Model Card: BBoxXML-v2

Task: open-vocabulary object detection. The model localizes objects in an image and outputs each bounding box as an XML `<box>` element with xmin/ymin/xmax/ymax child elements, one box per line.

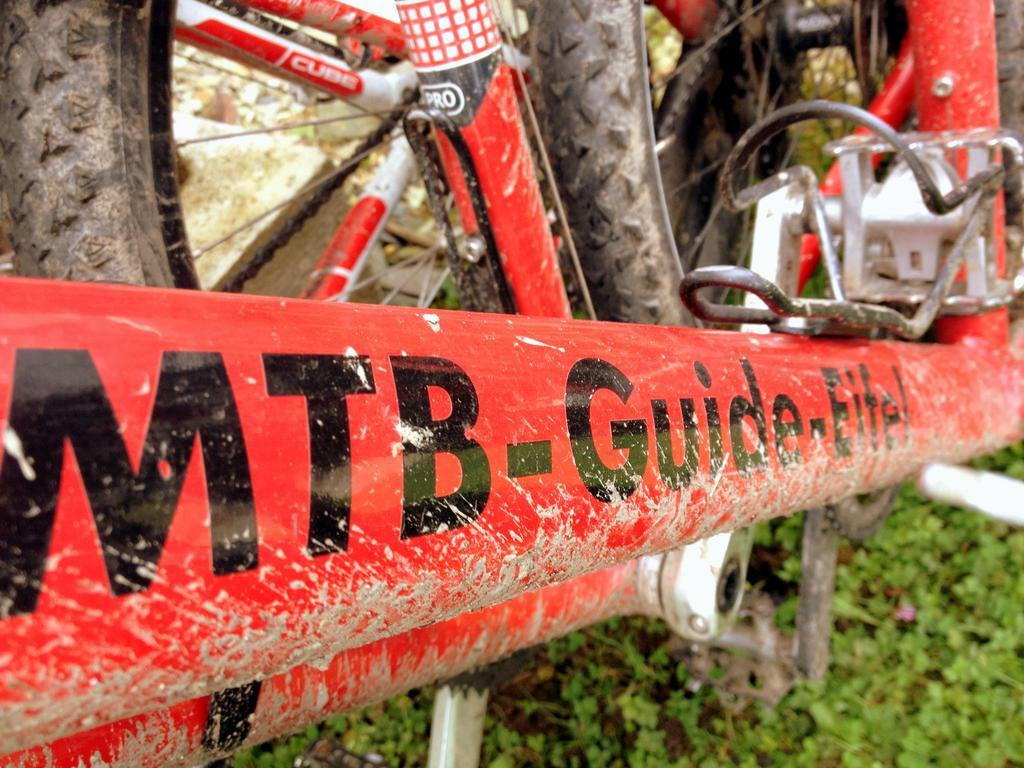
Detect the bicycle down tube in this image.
<box><xmin>0</xmin><ymin>278</ymin><xmax>1022</xmax><ymax>762</ymax></box>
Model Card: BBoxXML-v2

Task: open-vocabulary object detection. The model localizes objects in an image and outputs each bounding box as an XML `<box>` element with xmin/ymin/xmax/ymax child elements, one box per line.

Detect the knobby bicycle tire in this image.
<box><xmin>1</xmin><ymin>0</ymin><xmax>196</xmax><ymax>289</ymax></box>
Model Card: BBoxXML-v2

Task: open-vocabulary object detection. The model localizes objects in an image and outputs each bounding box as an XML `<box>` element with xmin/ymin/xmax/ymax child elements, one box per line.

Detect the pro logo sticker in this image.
<box><xmin>422</xmin><ymin>82</ymin><xmax>467</xmax><ymax>116</ymax></box>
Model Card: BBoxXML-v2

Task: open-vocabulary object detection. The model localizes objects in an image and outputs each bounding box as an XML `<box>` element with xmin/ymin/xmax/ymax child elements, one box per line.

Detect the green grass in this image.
<box><xmin>235</xmin><ymin>443</ymin><xmax>1024</xmax><ymax>767</ymax></box>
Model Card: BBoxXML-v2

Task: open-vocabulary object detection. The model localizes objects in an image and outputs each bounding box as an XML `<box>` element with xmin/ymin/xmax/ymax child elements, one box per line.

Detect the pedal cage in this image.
<box><xmin>681</xmin><ymin>113</ymin><xmax>1024</xmax><ymax>340</ymax></box>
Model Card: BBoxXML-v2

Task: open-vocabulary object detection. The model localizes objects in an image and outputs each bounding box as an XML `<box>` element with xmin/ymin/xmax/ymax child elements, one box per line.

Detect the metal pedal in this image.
<box><xmin>680</xmin><ymin>100</ymin><xmax>1024</xmax><ymax>339</ymax></box>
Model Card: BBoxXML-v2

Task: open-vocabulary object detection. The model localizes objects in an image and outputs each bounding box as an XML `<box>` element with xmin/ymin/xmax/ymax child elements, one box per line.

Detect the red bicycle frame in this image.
<box><xmin>2</xmin><ymin>278</ymin><xmax>1022</xmax><ymax>766</ymax></box>
<box><xmin>173</xmin><ymin>0</ymin><xmax>730</xmax><ymax>316</ymax></box>
<box><xmin>1</xmin><ymin>0</ymin><xmax>1018</xmax><ymax>765</ymax></box>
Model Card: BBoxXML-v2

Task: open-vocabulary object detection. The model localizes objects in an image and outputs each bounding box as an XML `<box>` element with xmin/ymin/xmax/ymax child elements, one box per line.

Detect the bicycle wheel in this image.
<box><xmin>517</xmin><ymin>0</ymin><xmax>917</xmax><ymax>326</ymax></box>
<box><xmin>0</xmin><ymin>0</ymin><xmax>439</xmax><ymax>306</ymax></box>
<box><xmin>1</xmin><ymin>0</ymin><xmax>195</xmax><ymax>288</ymax></box>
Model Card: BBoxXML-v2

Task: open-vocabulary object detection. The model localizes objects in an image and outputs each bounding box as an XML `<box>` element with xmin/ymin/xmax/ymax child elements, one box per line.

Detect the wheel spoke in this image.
<box><xmin>416</xmin><ymin>252</ymin><xmax>436</xmax><ymax>306</ymax></box>
<box><xmin>752</xmin><ymin>9</ymin><xmax>779</xmax><ymax>123</ymax></box>
<box><xmin>379</xmin><ymin>249</ymin><xmax>438</xmax><ymax>305</ymax></box>
<box><xmin>174</xmin><ymin>48</ymin><xmax>299</xmax><ymax>97</ymax></box>
<box><xmin>683</xmin><ymin>196</ymin><xmax>727</xmax><ymax>273</ymax></box>
<box><xmin>665</xmin><ymin>158</ymin><xmax>725</xmax><ymax>198</ymax></box>
<box><xmin>191</xmin><ymin>138</ymin><xmax>392</xmax><ymax>259</ymax></box>
<box><xmin>418</xmin><ymin>265</ymin><xmax>451</xmax><ymax>308</ymax></box>
<box><xmin>345</xmin><ymin>244</ymin><xmax>442</xmax><ymax>294</ymax></box>
<box><xmin>176</xmin><ymin>110</ymin><xmax>404</xmax><ymax>147</ymax></box>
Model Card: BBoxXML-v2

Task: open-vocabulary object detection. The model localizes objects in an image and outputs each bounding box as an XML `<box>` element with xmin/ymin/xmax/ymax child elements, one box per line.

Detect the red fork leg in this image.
<box><xmin>905</xmin><ymin>0</ymin><xmax>1009</xmax><ymax>345</ymax></box>
<box><xmin>396</xmin><ymin>0</ymin><xmax>572</xmax><ymax>319</ymax></box>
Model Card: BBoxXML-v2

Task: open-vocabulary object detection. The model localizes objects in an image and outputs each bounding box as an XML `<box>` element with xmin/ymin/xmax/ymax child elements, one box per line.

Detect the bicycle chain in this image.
<box><xmin>219</xmin><ymin>102</ymin><xmax>412</xmax><ymax>294</ymax></box>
